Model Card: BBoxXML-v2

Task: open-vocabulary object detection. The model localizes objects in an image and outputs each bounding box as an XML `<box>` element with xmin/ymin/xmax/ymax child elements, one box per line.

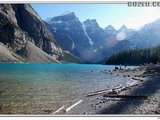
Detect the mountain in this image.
<box><xmin>57</xmin><ymin>51</ymin><xmax>83</xmax><ymax>63</ymax></box>
<box><xmin>0</xmin><ymin>42</ymin><xmax>24</xmax><ymax>62</ymax></box>
<box><xmin>104</xmin><ymin>25</ymin><xmax>117</xmax><ymax>36</ymax></box>
<box><xmin>106</xmin><ymin>19</ymin><xmax>160</xmax><ymax>65</ymax></box>
<box><xmin>118</xmin><ymin>25</ymin><xmax>127</xmax><ymax>32</ymax></box>
<box><xmin>46</xmin><ymin>12</ymin><xmax>92</xmax><ymax>61</ymax></box>
<box><xmin>111</xmin><ymin>20</ymin><xmax>160</xmax><ymax>51</ymax></box>
<box><xmin>4</xmin><ymin>4</ymin><xmax>160</xmax><ymax>64</ymax></box>
<box><xmin>46</xmin><ymin>12</ymin><xmax>138</xmax><ymax>63</ymax></box>
<box><xmin>128</xmin><ymin>19</ymin><xmax>160</xmax><ymax>49</ymax></box>
<box><xmin>46</xmin><ymin>13</ymin><xmax>113</xmax><ymax>62</ymax></box>
<box><xmin>95</xmin><ymin>25</ymin><xmax>135</xmax><ymax>64</ymax></box>
<box><xmin>45</xmin><ymin>10</ymin><xmax>160</xmax><ymax>64</ymax></box>
<box><xmin>22</xmin><ymin>41</ymin><xmax>61</xmax><ymax>63</ymax></box>
<box><xmin>0</xmin><ymin>4</ymin><xmax>79</xmax><ymax>63</ymax></box>
<box><xmin>82</xmin><ymin>19</ymin><xmax>106</xmax><ymax>48</ymax></box>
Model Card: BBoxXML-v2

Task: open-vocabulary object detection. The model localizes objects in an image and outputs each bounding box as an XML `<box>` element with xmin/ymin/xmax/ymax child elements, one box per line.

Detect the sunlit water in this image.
<box><xmin>0</xmin><ymin>64</ymin><xmax>136</xmax><ymax>114</ymax></box>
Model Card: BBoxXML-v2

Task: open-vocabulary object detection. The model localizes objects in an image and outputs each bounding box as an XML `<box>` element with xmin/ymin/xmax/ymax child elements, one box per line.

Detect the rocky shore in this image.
<box><xmin>98</xmin><ymin>67</ymin><xmax>160</xmax><ymax>114</ymax></box>
<box><xmin>55</xmin><ymin>66</ymin><xmax>160</xmax><ymax>115</ymax></box>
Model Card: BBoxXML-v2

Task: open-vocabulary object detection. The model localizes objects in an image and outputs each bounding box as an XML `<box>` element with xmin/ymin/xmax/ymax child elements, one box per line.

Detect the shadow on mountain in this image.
<box><xmin>99</xmin><ymin>72</ymin><xmax>160</xmax><ymax>114</ymax></box>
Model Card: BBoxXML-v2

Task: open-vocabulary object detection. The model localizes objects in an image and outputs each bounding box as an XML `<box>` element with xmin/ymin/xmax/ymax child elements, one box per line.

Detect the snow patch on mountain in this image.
<box><xmin>52</xmin><ymin>27</ymin><xmax>57</xmax><ymax>32</ymax></box>
<box><xmin>47</xmin><ymin>20</ymin><xmax>67</xmax><ymax>25</ymax></box>
<box><xmin>64</xmin><ymin>27</ymin><xmax>70</xmax><ymax>30</ymax></box>
<box><xmin>82</xmin><ymin>23</ymin><xmax>94</xmax><ymax>46</ymax></box>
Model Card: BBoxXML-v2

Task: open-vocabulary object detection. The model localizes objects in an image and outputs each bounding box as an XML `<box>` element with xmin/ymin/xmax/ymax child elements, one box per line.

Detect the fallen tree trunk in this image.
<box><xmin>121</xmin><ymin>82</ymin><xmax>139</xmax><ymax>91</ymax></box>
<box><xmin>87</xmin><ymin>81</ymin><xmax>140</xmax><ymax>97</ymax></box>
<box><xmin>131</xmin><ymin>77</ymin><xmax>144</xmax><ymax>81</ymax></box>
<box><xmin>146</xmin><ymin>65</ymin><xmax>160</xmax><ymax>72</ymax></box>
<box><xmin>87</xmin><ymin>89</ymin><xmax>113</xmax><ymax>97</ymax></box>
<box><xmin>87</xmin><ymin>85</ymin><xmax>125</xmax><ymax>97</ymax></box>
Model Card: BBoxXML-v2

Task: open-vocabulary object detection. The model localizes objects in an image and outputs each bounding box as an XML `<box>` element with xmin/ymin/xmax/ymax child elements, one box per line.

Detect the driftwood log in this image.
<box><xmin>87</xmin><ymin>89</ymin><xmax>113</xmax><ymax>97</ymax></box>
<box><xmin>131</xmin><ymin>77</ymin><xmax>144</xmax><ymax>81</ymax></box>
<box><xmin>87</xmin><ymin>81</ymin><xmax>140</xmax><ymax>97</ymax></box>
<box><xmin>146</xmin><ymin>65</ymin><xmax>160</xmax><ymax>72</ymax></box>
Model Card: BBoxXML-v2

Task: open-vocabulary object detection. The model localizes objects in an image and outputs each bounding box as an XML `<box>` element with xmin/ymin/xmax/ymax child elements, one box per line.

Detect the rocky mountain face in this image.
<box><xmin>46</xmin><ymin>12</ymin><xmax>136</xmax><ymax>63</ymax></box>
<box><xmin>1</xmin><ymin>4</ymin><xmax>159</xmax><ymax>64</ymax></box>
<box><xmin>46</xmin><ymin>11</ymin><xmax>160</xmax><ymax>64</ymax></box>
<box><xmin>0</xmin><ymin>4</ymin><xmax>80</xmax><ymax>63</ymax></box>
<box><xmin>128</xmin><ymin>19</ymin><xmax>160</xmax><ymax>49</ymax></box>
<box><xmin>0</xmin><ymin>42</ymin><xmax>22</xmax><ymax>63</ymax></box>
<box><xmin>103</xmin><ymin>19</ymin><xmax>160</xmax><ymax>63</ymax></box>
<box><xmin>82</xmin><ymin>19</ymin><xmax>106</xmax><ymax>48</ymax></box>
<box><xmin>104</xmin><ymin>25</ymin><xmax>117</xmax><ymax>36</ymax></box>
<box><xmin>46</xmin><ymin>12</ymin><xmax>93</xmax><ymax>61</ymax></box>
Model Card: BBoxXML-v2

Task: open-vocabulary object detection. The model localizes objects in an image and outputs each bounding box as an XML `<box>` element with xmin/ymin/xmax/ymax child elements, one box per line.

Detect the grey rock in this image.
<box><xmin>0</xmin><ymin>4</ymin><xmax>78</xmax><ymax>63</ymax></box>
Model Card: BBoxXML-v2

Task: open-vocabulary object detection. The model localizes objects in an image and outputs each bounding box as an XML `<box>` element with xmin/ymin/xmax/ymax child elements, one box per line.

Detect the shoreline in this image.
<box><xmin>1</xmin><ymin>64</ymin><xmax>134</xmax><ymax>114</ymax></box>
<box><xmin>60</xmin><ymin>66</ymin><xmax>160</xmax><ymax>115</ymax></box>
<box><xmin>1</xmin><ymin>64</ymin><xmax>159</xmax><ymax>114</ymax></box>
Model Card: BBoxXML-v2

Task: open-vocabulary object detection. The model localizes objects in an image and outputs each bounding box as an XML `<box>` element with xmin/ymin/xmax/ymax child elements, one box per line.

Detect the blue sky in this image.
<box><xmin>32</xmin><ymin>4</ymin><xmax>160</xmax><ymax>30</ymax></box>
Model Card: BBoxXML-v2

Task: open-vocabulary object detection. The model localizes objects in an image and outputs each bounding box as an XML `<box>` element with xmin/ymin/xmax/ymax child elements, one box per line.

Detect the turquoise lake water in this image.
<box><xmin>0</xmin><ymin>64</ymin><xmax>136</xmax><ymax>114</ymax></box>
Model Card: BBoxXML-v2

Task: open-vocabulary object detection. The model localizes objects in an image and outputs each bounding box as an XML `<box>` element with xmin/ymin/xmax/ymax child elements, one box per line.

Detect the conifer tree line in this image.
<box><xmin>106</xmin><ymin>45</ymin><xmax>160</xmax><ymax>65</ymax></box>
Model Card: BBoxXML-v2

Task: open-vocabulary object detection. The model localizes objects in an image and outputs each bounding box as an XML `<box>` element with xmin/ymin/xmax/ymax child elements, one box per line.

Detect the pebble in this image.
<box><xmin>83</xmin><ymin>112</ymin><xmax>89</xmax><ymax>114</ymax></box>
<box><xmin>95</xmin><ymin>103</ymin><xmax>99</xmax><ymax>105</ymax></box>
<box><xmin>43</xmin><ymin>109</ymin><xmax>52</xmax><ymax>113</ymax></box>
<box><xmin>91</xmin><ymin>104</ymin><xmax>94</xmax><ymax>107</ymax></box>
<box><xmin>152</xmin><ymin>98</ymin><xmax>158</xmax><ymax>102</ymax></box>
<box><xmin>156</xmin><ymin>110</ymin><xmax>160</xmax><ymax>114</ymax></box>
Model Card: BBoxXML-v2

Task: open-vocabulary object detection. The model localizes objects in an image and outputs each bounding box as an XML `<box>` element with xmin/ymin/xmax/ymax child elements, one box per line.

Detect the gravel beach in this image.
<box><xmin>65</xmin><ymin>66</ymin><xmax>160</xmax><ymax>115</ymax></box>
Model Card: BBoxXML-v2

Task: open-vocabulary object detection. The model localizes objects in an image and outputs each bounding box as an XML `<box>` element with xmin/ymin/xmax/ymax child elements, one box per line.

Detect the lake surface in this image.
<box><xmin>0</xmin><ymin>64</ymin><xmax>136</xmax><ymax>114</ymax></box>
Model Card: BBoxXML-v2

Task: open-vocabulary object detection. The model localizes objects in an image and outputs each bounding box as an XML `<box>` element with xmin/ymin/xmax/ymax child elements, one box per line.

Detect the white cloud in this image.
<box><xmin>123</xmin><ymin>8</ymin><xmax>160</xmax><ymax>29</ymax></box>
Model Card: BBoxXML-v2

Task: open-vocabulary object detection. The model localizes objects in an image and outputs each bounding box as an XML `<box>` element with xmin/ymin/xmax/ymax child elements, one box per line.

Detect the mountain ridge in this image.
<box><xmin>0</xmin><ymin>4</ymin><xmax>81</xmax><ymax>63</ymax></box>
<box><xmin>45</xmin><ymin>12</ymin><xmax>137</xmax><ymax>63</ymax></box>
<box><xmin>45</xmin><ymin>11</ymin><xmax>160</xmax><ymax>64</ymax></box>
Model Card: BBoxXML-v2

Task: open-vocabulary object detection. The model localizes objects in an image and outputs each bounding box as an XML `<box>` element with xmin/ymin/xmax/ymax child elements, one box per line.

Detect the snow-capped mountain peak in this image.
<box><xmin>104</xmin><ymin>25</ymin><xmax>116</xmax><ymax>31</ymax></box>
<box><xmin>104</xmin><ymin>25</ymin><xmax>117</xmax><ymax>35</ymax></box>
<box><xmin>83</xmin><ymin>19</ymin><xmax>99</xmax><ymax>28</ymax></box>
<box><xmin>118</xmin><ymin>25</ymin><xmax>127</xmax><ymax>32</ymax></box>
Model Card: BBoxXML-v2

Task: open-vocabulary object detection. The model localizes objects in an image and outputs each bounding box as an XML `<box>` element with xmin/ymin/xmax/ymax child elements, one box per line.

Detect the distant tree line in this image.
<box><xmin>106</xmin><ymin>45</ymin><xmax>160</xmax><ymax>65</ymax></box>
